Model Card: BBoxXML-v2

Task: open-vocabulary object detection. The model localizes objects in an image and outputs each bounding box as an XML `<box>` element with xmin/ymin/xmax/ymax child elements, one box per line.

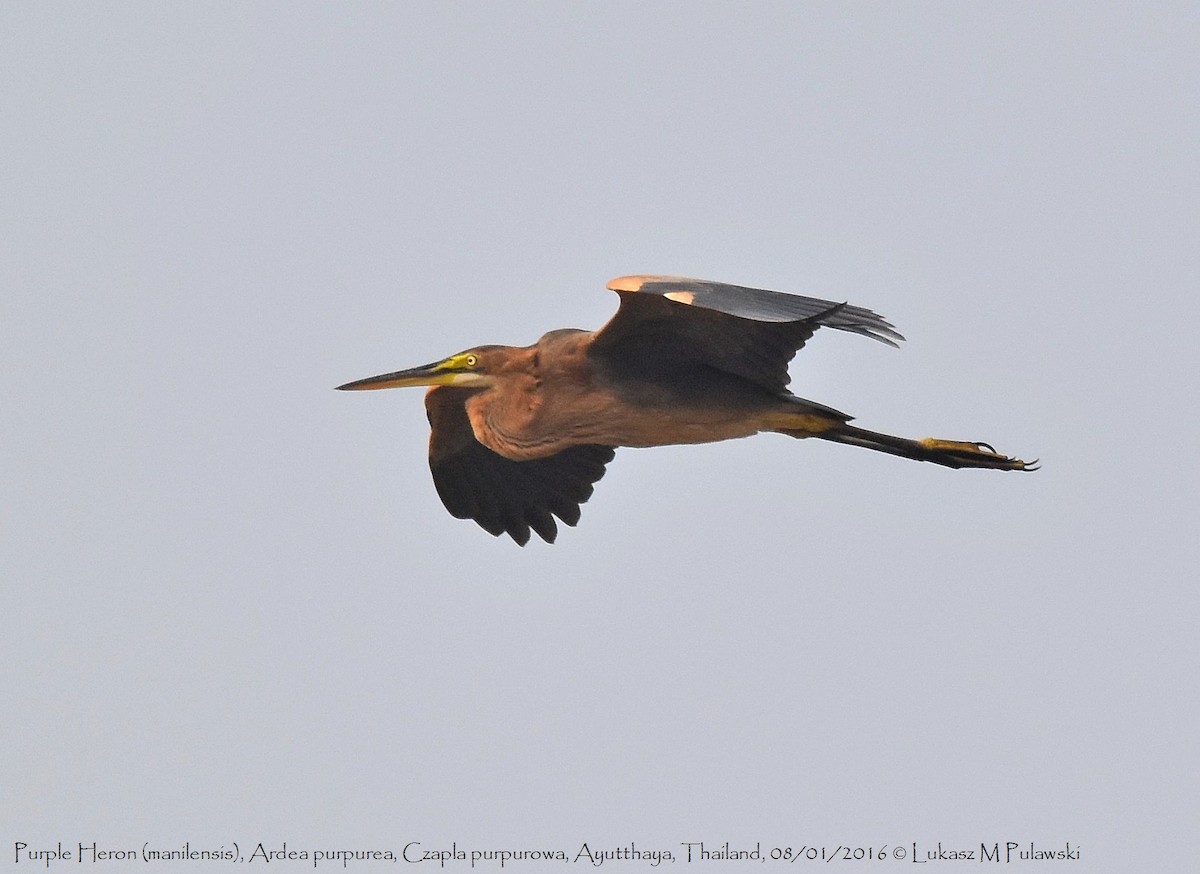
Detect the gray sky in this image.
<box><xmin>3</xmin><ymin>3</ymin><xmax>1197</xmax><ymax>869</ymax></box>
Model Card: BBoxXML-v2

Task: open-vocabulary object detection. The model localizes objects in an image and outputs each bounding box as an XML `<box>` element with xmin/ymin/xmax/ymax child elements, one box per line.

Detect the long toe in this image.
<box><xmin>918</xmin><ymin>438</ymin><xmax>1037</xmax><ymax>471</ymax></box>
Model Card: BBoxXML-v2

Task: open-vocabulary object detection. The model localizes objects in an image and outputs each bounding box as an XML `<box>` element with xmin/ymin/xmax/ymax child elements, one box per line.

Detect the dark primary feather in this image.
<box><xmin>589</xmin><ymin>277</ymin><xmax>903</xmax><ymax>395</ymax></box>
<box><xmin>606</xmin><ymin>276</ymin><xmax>903</xmax><ymax>342</ymax></box>
<box><xmin>424</xmin><ymin>386</ymin><xmax>615</xmax><ymax>545</ymax></box>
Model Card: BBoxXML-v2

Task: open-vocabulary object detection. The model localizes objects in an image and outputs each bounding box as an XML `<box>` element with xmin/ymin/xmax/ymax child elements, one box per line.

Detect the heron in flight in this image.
<box><xmin>338</xmin><ymin>275</ymin><xmax>1035</xmax><ymax>544</ymax></box>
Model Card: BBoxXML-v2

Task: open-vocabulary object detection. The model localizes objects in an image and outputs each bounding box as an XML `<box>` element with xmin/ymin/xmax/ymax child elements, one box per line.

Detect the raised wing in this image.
<box><xmin>590</xmin><ymin>275</ymin><xmax>903</xmax><ymax>394</ymax></box>
<box><xmin>424</xmin><ymin>386</ymin><xmax>615</xmax><ymax>545</ymax></box>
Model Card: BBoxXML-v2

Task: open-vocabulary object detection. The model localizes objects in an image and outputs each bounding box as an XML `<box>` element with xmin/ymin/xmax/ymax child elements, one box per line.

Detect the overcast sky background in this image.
<box><xmin>3</xmin><ymin>3</ymin><xmax>1197</xmax><ymax>870</ymax></box>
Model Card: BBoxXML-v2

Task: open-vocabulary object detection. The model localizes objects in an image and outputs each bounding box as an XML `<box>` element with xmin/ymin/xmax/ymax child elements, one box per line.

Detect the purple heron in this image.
<box><xmin>338</xmin><ymin>275</ymin><xmax>1035</xmax><ymax>545</ymax></box>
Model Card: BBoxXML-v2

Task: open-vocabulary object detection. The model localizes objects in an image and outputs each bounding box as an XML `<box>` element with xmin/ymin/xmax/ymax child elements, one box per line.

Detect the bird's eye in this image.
<box><xmin>465</xmin><ymin>354</ymin><xmax>478</xmax><ymax>367</ymax></box>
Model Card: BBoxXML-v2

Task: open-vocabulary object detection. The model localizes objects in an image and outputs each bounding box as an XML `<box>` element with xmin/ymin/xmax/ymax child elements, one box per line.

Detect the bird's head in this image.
<box><xmin>336</xmin><ymin>347</ymin><xmax>505</xmax><ymax>392</ymax></box>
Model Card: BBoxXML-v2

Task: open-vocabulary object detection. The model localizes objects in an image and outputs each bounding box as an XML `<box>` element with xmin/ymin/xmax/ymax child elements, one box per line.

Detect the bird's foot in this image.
<box><xmin>918</xmin><ymin>438</ymin><xmax>1039</xmax><ymax>471</ymax></box>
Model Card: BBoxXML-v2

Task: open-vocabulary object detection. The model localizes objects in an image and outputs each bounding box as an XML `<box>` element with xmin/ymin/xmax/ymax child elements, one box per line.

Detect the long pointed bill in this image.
<box><xmin>336</xmin><ymin>361</ymin><xmax>464</xmax><ymax>391</ymax></box>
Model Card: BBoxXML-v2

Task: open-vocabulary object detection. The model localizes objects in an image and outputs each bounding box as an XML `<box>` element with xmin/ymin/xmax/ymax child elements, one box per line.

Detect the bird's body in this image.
<box><xmin>455</xmin><ymin>329</ymin><xmax>790</xmax><ymax>457</ymax></box>
<box><xmin>339</xmin><ymin>275</ymin><xmax>1035</xmax><ymax>544</ymax></box>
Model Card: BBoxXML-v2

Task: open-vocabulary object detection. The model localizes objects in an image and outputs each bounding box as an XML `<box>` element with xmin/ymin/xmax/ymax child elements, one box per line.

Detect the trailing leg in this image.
<box><xmin>783</xmin><ymin>422</ymin><xmax>1036</xmax><ymax>471</ymax></box>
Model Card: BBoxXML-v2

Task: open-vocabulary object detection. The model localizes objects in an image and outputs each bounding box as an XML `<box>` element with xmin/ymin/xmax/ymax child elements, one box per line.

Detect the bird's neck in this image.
<box><xmin>466</xmin><ymin>336</ymin><xmax>611</xmax><ymax>460</ymax></box>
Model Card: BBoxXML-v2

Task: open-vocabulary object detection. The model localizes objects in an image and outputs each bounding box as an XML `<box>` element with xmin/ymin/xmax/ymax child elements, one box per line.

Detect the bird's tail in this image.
<box><xmin>780</xmin><ymin>421</ymin><xmax>1037</xmax><ymax>471</ymax></box>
